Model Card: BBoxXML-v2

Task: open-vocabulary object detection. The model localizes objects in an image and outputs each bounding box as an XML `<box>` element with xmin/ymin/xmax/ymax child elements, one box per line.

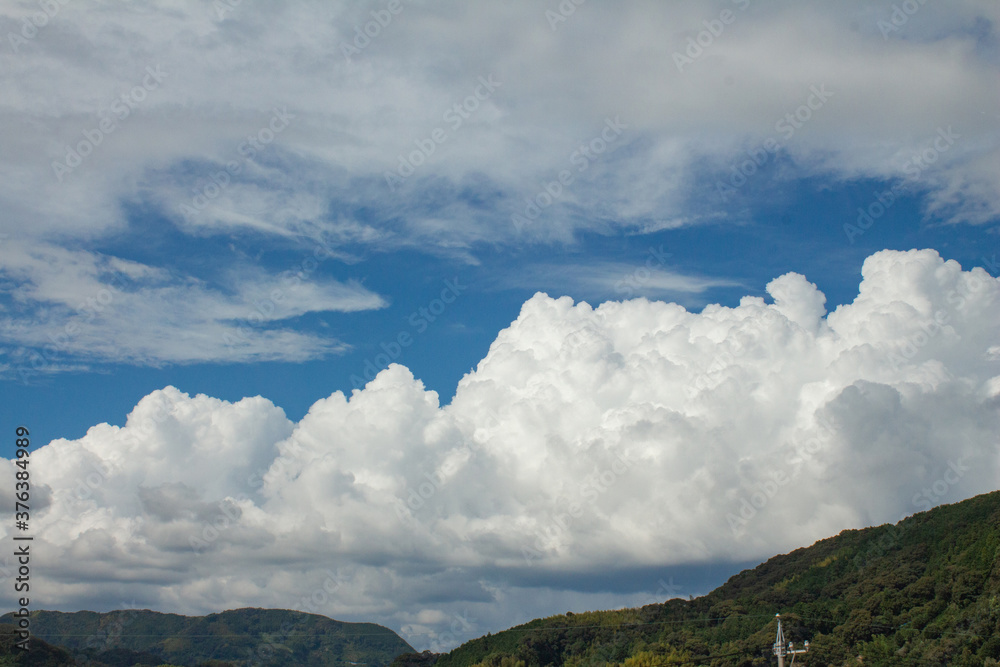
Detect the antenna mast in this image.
<box><xmin>773</xmin><ymin>614</ymin><xmax>809</xmax><ymax>666</ymax></box>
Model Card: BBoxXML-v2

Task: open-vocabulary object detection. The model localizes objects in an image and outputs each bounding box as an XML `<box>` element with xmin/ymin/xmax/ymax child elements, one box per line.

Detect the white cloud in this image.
<box><xmin>503</xmin><ymin>257</ymin><xmax>740</xmax><ymax>303</ymax></box>
<box><xmin>0</xmin><ymin>240</ymin><xmax>387</xmax><ymax>374</ymax></box>
<box><xmin>1</xmin><ymin>0</ymin><xmax>998</xmax><ymax>248</ymax></box>
<box><xmin>7</xmin><ymin>248</ymin><xmax>999</xmax><ymax>649</ymax></box>
<box><xmin>2</xmin><ymin>0</ymin><xmax>998</xmax><ymax>366</ymax></box>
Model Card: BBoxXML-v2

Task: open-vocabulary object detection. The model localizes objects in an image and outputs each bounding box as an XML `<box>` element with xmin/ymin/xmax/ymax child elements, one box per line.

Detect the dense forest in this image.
<box><xmin>2</xmin><ymin>490</ymin><xmax>998</xmax><ymax>666</ymax></box>
<box><xmin>395</xmin><ymin>490</ymin><xmax>1000</xmax><ymax>666</ymax></box>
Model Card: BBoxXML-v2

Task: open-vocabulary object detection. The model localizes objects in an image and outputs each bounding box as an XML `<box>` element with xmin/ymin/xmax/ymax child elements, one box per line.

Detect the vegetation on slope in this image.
<box><xmin>412</xmin><ymin>490</ymin><xmax>1000</xmax><ymax>666</ymax></box>
<box><xmin>6</xmin><ymin>491</ymin><xmax>1000</xmax><ymax>666</ymax></box>
<box><xmin>0</xmin><ymin>607</ymin><xmax>413</xmax><ymax>667</ymax></box>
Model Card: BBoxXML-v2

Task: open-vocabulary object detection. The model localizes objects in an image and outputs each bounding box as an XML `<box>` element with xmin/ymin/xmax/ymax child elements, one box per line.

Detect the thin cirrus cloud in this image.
<box><xmin>1</xmin><ymin>1</ymin><xmax>998</xmax><ymax>246</ymax></box>
<box><xmin>502</xmin><ymin>260</ymin><xmax>742</xmax><ymax>304</ymax></box>
<box><xmin>0</xmin><ymin>1</ymin><xmax>998</xmax><ymax>370</ymax></box>
<box><xmin>4</xmin><ymin>249</ymin><xmax>998</xmax><ymax>650</ymax></box>
<box><xmin>0</xmin><ymin>240</ymin><xmax>387</xmax><ymax>370</ymax></box>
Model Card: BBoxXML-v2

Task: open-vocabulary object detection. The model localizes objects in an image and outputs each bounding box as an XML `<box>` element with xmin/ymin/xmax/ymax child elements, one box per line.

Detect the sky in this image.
<box><xmin>1</xmin><ymin>0</ymin><xmax>999</xmax><ymax>653</ymax></box>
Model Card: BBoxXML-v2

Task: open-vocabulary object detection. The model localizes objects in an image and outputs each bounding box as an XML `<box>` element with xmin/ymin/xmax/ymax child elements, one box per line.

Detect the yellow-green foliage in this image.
<box><xmin>469</xmin><ymin>657</ymin><xmax>525</xmax><ymax>667</ymax></box>
<box><xmin>773</xmin><ymin>573</ymin><xmax>800</xmax><ymax>590</ymax></box>
<box><xmin>552</xmin><ymin>608</ymin><xmax>642</xmax><ymax>628</ymax></box>
<box><xmin>616</xmin><ymin>648</ymin><xmax>691</xmax><ymax>666</ymax></box>
<box><xmin>161</xmin><ymin>636</ymin><xmax>190</xmax><ymax>653</ymax></box>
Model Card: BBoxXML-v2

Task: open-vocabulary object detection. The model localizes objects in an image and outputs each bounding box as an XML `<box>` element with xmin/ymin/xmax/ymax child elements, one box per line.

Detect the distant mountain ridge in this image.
<box><xmin>0</xmin><ymin>606</ymin><xmax>413</xmax><ymax>666</ymax></box>
<box><xmin>396</xmin><ymin>489</ymin><xmax>1000</xmax><ymax>666</ymax></box>
<box><xmin>5</xmin><ymin>491</ymin><xmax>1000</xmax><ymax>666</ymax></box>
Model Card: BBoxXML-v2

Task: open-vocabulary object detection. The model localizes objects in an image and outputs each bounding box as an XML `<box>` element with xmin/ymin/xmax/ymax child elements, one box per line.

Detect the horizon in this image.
<box><xmin>8</xmin><ymin>486</ymin><xmax>999</xmax><ymax>655</ymax></box>
<box><xmin>2</xmin><ymin>0</ymin><xmax>999</xmax><ymax>654</ymax></box>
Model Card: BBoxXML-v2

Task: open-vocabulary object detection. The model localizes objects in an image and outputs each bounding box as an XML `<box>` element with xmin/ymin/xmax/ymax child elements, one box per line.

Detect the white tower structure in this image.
<box><xmin>773</xmin><ymin>614</ymin><xmax>809</xmax><ymax>666</ymax></box>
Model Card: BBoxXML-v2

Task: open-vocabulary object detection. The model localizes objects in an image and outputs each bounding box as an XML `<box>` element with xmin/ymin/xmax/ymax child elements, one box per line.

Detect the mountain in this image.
<box><xmin>5</xmin><ymin>491</ymin><xmax>999</xmax><ymax>666</ymax></box>
<box><xmin>0</xmin><ymin>623</ymin><xmax>77</xmax><ymax>666</ymax></box>
<box><xmin>0</xmin><ymin>607</ymin><xmax>413</xmax><ymax>667</ymax></box>
<box><xmin>395</xmin><ymin>489</ymin><xmax>1000</xmax><ymax>667</ymax></box>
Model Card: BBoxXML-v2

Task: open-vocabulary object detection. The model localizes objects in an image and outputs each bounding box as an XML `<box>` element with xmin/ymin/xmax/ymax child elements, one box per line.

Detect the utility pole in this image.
<box><xmin>773</xmin><ymin>614</ymin><xmax>809</xmax><ymax>666</ymax></box>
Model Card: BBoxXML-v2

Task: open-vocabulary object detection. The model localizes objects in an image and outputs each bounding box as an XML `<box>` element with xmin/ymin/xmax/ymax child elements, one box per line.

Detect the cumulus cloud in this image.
<box><xmin>6</xmin><ymin>249</ymin><xmax>998</xmax><ymax>649</ymax></box>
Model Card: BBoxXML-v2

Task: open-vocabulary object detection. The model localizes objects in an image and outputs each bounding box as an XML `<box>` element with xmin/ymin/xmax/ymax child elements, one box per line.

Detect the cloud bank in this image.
<box><xmin>6</xmin><ymin>249</ymin><xmax>999</xmax><ymax>649</ymax></box>
<box><xmin>1</xmin><ymin>1</ymin><xmax>998</xmax><ymax>367</ymax></box>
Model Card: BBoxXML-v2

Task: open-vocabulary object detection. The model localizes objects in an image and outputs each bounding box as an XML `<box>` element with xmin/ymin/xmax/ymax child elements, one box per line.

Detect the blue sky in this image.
<box><xmin>1</xmin><ymin>0</ymin><xmax>999</xmax><ymax>652</ymax></box>
<box><xmin>9</xmin><ymin>178</ymin><xmax>994</xmax><ymax>445</ymax></box>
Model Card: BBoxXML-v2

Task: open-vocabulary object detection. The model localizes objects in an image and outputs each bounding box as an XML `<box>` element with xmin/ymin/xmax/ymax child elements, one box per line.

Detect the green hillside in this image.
<box><xmin>5</xmin><ymin>491</ymin><xmax>999</xmax><ymax>666</ymax></box>
<box><xmin>0</xmin><ymin>623</ymin><xmax>77</xmax><ymax>666</ymax></box>
<box><xmin>0</xmin><ymin>607</ymin><xmax>413</xmax><ymax>667</ymax></box>
<box><xmin>403</xmin><ymin>490</ymin><xmax>1000</xmax><ymax>667</ymax></box>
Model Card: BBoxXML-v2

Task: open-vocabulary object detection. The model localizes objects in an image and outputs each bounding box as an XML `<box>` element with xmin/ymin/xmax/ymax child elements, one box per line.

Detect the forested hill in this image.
<box><xmin>404</xmin><ymin>490</ymin><xmax>1000</xmax><ymax>667</ymax></box>
<box><xmin>0</xmin><ymin>606</ymin><xmax>414</xmax><ymax>666</ymax></box>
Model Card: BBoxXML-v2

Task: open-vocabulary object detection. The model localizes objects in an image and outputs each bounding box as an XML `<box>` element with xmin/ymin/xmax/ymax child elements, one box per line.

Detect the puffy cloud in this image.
<box><xmin>6</xmin><ymin>249</ymin><xmax>999</xmax><ymax>649</ymax></box>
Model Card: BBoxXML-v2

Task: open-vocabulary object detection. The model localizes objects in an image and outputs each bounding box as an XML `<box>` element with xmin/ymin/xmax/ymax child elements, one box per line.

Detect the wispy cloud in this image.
<box><xmin>0</xmin><ymin>241</ymin><xmax>387</xmax><ymax>374</ymax></box>
<box><xmin>503</xmin><ymin>259</ymin><xmax>741</xmax><ymax>303</ymax></box>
